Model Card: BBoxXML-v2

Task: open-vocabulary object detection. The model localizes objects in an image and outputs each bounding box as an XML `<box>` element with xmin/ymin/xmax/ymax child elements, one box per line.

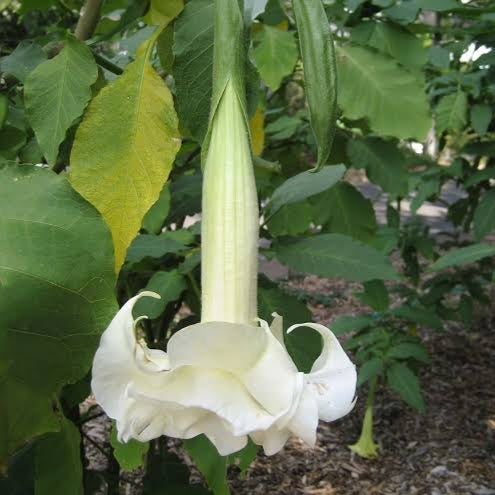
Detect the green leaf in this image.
<box><xmin>416</xmin><ymin>0</ymin><xmax>459</xmax><ymax>11</ymax></box>
<box><xmin>358</xmin><ymin>279</ymin><xmax>389</xmax><ymax>311</ymax></box>
<box><xmin>383</xmin><ymin>1</ymin><xmax>420</xmax><ymax>23</ymax></box>
<box><xmin>357</xmin><ymin>357</ymin><xmax>383</xmax><ymax>386</ymax></box>
<box><xmin>142</xmin><ymin>184</ymin><xmax>171</xmax><ymax>234</ymax></box>
<box><xmin>70</xmin><ymin>33</ymin><xmax>181</xmax><ymax>272</ymax></box>
<box><xmin>35</xmin><ymin>419</ymin><xmax>82</xmax><ymax>495</ymax></box>
<box><xmin>314</xmin><ymin>182</ymin><xmax>377</xmax><ymax>242</ymax></box>
<box><xmin>293</xmin><ymin>0</ymin><xmax>337</xmax><ymax>170</ymax></box>
<box><xmin>436</xmin><ymin>89</ymin><xmax>467</xmax><ymax>135</ymax></box>
<box><xmin>258</xmin><ymin>279</ymin><xmax>320</xmax><ymax>373</ymax></box>
<box><xmin>143</xmin><ymin>449</ymin><xmax>209</xmax><ymax>495</ymax></box>
<box><xmin>352</xmin><ymin>21</ymin><xmax>426</xmax><ymax>68</ymax></box>
<box><xmin>347</xmin><ymin>138</ymin><xmax>408</xmax><ymax>196</ymax></box>
<box><xmin>470</xmin><ymin>104</ymin><xmax>492</xmax><ymax>134</ymax></box>
<box><xmin>267</xmin><ymin>201</ymin><xmax>313</xmax><ymax>236</ymax></box>
<box><xmin>110</xmin><ymin>422</ymin><xmax>149</xmax><ymax>471</ymax></box>
<box><xmin>410</xmin><ymin>177</ymin><xmax>439</xmax><ymax>214</ymax></box>
<box><xmin>428</xmin><ymin>46</ymin><xmax>450</xmax><ymax>68</ymax></box>
<box><xmin>474</xmin><ymin>189</ymin><xmax>495</xmax><ymax>240</ymax></box>
<box><xmin>251</xmin><ymin>24</ymin><xmax>298</xmax><ymax>91</ymax></box>
<box><xmin>228</xmin><ymin>440</ymin><xmax>257</xmax><ymax>475</ymax></box>
<box><xmin>464</xmin><ymin>168</ymin><xmax>495</xmax><ymax>188</ymax></box>
<box><xmin>126</xmin><ymin>231</ymin><xmax>194</xmax><ymax>263</ymax></box>
<box><xmin>336</xmin><ymin>43</ymin><xmax>430</xmax><ymax>140</ymax></box>
<box><xmin>133</xmin><ymin>270</ymin><xmax>187</xmax><ymax>319</ymax></box>
<box><xmin>18</xmin><ymin>0</ymin><xmax>54</xmax><ymax>13</ymax></box>
<box><xmin>266</xmin><ymin>164</ymin><xmax>345</xmax><ymax>218</ymax></box>
<box><xmin>0</xmin><ymin>165</ymin><xmax>116</xmax><ymax>460</ymax></box>
<box><xmin>429</xmin><ymin>243</ymin><xmax>495</xmax><ymax>271</ymax></box>
<box><xmin>0</xmin><ymin>41</ymin><xmax>46</xmax><ymax>82</ymax></box>
<box><xmin>144</xmin><ymin>0</ymin><xmax>184</xmax><ymax>26</ymax></box>
<box><xmin>274</xmin><ymin>233</ymin><xmax>399</xmax><ymax>282</ymax></box>
<box><xmin>386</xmin><ymin>362</ymin><xmax>425</xmax><ymax>412</ymax></box>
<box><xmin>24</xmin><ymin>37</ymin><xmax>97</xmax><ymax>165</ymax></box>
<box><xmin>391</xmin><ymin>304</ymin><xmax>443</xmax><ymax>330</ymax></box>
<box><xmin>331</xmin><ymin>315</ymin><xmax>374</xmax><ymax>335</ymax></box>
<box><xmin>173</xmin><ymin>0</ymin><xmax>214</xmax><ymax>142</ymax></box>
<box><xmin>184</xmin><ymin>435</ymin><xmax>229</xmax><ymax>495</ymax></box>
<box><xmin>386</xmin><ymin>342</ymin><xmax>429</xmax><ymax>363</ymax></box>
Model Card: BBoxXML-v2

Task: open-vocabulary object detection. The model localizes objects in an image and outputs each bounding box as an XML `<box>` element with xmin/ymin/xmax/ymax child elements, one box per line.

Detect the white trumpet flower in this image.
<box><xmin>91</xmin><ymin>81</ymin><xmax>356</xmax><ymax>456</ymax></box>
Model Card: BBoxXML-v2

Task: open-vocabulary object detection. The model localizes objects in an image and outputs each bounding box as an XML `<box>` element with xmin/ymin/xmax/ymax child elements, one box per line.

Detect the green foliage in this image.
<box><xmin>265</xmin><ymin>164</ymin><xmax>345</xmax><ymax>218</ymax></box>
<box><xmin>274</xmin><ymin>234</ymin><xmax>399</xmax><ymax>282</ymax></box>
<box><xmin>173</xmin><ymin>0</ymin><xmax>214</xmax><ymax>141</ymax></box>
<box><xmin>35</xmin><ymin>420</ymin><xmax>83</xmax><ymax>495</ymax></box>
<box><xmin>24</xmin><ymin>36</ymin><xmax>97</xmax><ymax>165</ymax></box>
<box><xmin>336</xmin><ymin>43</ymin><xmax>430</xmax><ymax>139</ymax></box>
<box><xmin>0</xmin><ymin>165</ymin><xmax>116</xmax><ymax>459</ymax></box>
<box><xmin>110</xmin><ymin>423</ymin><xmax>149</xmax><ymax>471</ymax></box>
<box><xmin>1</xmin><ymin>0</ymin><xmax>494</xmax><ymax>488</ymax></box>
<box><xmin>251</xmin><ymin>25</ymin><xmax>298</xmax><ymax>91</ymax></box>
<box><xmin>184</xmin><ymin>436</ymin><xmax>230</xmax><ymax>495</ymax></box>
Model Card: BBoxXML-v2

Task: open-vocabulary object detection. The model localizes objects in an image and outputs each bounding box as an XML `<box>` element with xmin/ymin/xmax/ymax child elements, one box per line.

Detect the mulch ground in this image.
<box><xmin>83</xmin><ymin>275</ymin><xmax>495</xmax><ymax>495</ymax></box>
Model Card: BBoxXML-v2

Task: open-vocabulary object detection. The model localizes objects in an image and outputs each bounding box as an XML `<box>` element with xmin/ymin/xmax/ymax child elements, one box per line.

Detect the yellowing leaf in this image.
<box><xmin>249</xmin><ymin>105</ymin><xmax>264</xmax><ymax>155</ymax></box>
<box><xmin>144</xmin><ymin>0</ymin><xmax>184</xmax><ymax>27</ymax></box>
<box><xmin>70</xmin><ymin>34</ymin><xmax>181</xmax><ymax>271</ymax></box>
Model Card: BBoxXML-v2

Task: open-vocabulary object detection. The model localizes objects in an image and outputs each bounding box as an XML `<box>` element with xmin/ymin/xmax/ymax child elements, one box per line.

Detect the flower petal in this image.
<box><xmin>91</xmin><ymin>291</ymin><xmax>163</xmax><ymax>420</ymax></box>
<box><xmin>168</xmin><ymin>320</ymin><xmax>299</xmax><ymax>417</ymax></box>
<box><xmin>130</xmin><ymin>365</ymin><xmax>276</xmax><ymax>436</ymax></box>
<box><xmin>250</xmin><ymin>427</ymin><xmax>290</xmax><ymax>456</ymax></box>
<box><xmin>287</xmin><ymin>322</ymin><xmax>357</xmax><ymax>422</ymax></box>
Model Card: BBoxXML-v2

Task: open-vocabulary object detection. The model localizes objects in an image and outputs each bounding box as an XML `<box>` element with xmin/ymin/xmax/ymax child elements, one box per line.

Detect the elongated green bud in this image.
<box><xmin>201</xmin><ymin>81</ymin><xmax>259</xmax><ymax>325</ymax></box>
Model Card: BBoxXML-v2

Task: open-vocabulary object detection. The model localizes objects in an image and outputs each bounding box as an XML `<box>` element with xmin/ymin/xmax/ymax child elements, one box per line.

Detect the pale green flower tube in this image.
<box><xmin>201</xmin><ymin>81</ymin><xmax>259</xmax><ymax>325</ymax></box>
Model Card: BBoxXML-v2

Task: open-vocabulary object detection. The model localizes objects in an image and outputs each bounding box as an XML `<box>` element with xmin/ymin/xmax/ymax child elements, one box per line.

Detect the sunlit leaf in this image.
<box><xmin>70</xmin><ymin>33</ymin><xmax>181</xmax><ymax>271</ymax></box>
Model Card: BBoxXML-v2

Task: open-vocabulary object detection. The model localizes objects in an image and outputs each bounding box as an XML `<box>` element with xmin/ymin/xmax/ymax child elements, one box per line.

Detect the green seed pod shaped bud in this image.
<box><xmin>201</xmin><ymin>81</ymin><xmax>259</xmax><ymax>325</ymax></box>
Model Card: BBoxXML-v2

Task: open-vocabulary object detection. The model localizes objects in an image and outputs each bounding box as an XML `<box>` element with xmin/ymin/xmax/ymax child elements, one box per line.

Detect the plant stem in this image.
<box><xmin>74</xmin><ymin>0</ymin><xmax>103</xmax><ymax>41</ymax></box>
<box><xmin>92</xmin><ymin>51</ymin><xmax>124</xmax><ymax>75</ymax></box>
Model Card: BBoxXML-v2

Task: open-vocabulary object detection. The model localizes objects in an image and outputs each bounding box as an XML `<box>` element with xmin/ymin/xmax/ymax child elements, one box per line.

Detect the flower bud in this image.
<box><xmin>201</xmin><ymin>81</ymin><xmax>259</xmax><ymax>325</ymax></box>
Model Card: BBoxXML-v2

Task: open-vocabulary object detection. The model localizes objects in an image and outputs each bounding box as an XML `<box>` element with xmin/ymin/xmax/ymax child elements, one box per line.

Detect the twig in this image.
<box><xmin>75</xmin><ymin>0</ymin><xmax>103</xmax><ymax>41</ymax></box>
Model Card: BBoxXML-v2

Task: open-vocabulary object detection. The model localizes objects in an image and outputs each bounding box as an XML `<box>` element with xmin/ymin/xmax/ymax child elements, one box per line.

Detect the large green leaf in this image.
<box><xmin>473</xmin><ymin>189</ymin><xmax>495</xmax><ymax>240</ymax></box>
<box><xmin>251</xmin><ymin>24</ymin><xmax>298</xmax><ymax>91</ymax></box>
<box><xmin>274</xmin><ymin>233</ymin><xmax>399</xmax><ymax>282</ymax></box>
<box><xmin>386</xmin><ymin>362</ymin><xmax>425</xmax><ymax>412</ymax></box>
<box><xmin>173</xmin><ymin>0</ymin><xmax>214</xmax><ymax>141</ymax></box>
<box><xmin>258</xmin><ymin>279</ymin><xmax>320</xmax><ymax>373</ymax></box>
<box><xmin>35</xmin><ymin>419</ymin><xmax>82</xmax><ymax>495</ymax></box>
<box><xmin>429</xmin><ymin>243</ymin><xmax>495</xmax><ymax>271</ymax></box>
<box><xmin>314</xmin><ymin>182</ymin><xmax>377</xmax><ymax>242</ymax></box>
<box><xmin>352</xmin><ymin>21</ymin><xmax>426</xmax><ymax>68</ymax></box>
<box><xmin>435</xmin><ymin>89</ymin><xmax>467</xmax><ymax>135</ymax></box>
<box><xmin>0</xmin><ymin>40</ymin><xmax>46</xmax><ymax>82</ymax></box>
<box><xmin>70</xmin><ymin>33</ymin><xmax>181</xmax><ymax>271</ymax></box>
<box><xmin>24</xmin><ymin>36</ymin><xmax>97</xmax><ymax>165</ymax></box>
<box><xmin>266</xmin><ymin>164</ymin><xmax>345</xmax><ymax>218</ymax></box>
<box><xmin>346</xmin><ymin>138</ymin><xmax>408</xmax><ymax>196</ymax></box>
<box><xmin>336</xmin><ymin>44</ymin><xmax>430</xmax><ymax>140</ymax></box>
<box><xmin>0</xmin><ymin>165</ymin><xmax>116</xmax><ymax>460</ymax></box>
<box><xmin>293</xmin><ymin>0</ymin><xmax>338</xmax><ymax>170</ymax></box>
